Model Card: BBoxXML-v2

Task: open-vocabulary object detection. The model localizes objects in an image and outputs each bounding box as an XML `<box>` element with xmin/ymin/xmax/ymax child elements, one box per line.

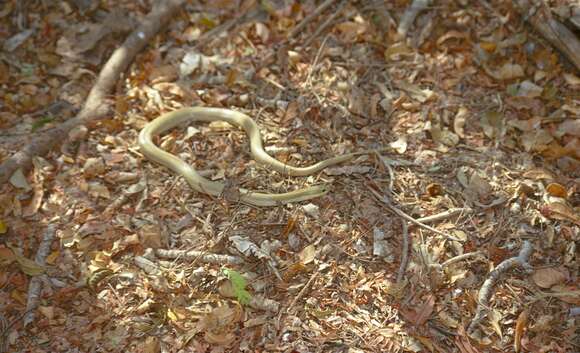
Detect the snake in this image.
<box><xmin>138</xmin><ymin>107</ymin><xmax>366</xmax><ymax>206</ymax></box>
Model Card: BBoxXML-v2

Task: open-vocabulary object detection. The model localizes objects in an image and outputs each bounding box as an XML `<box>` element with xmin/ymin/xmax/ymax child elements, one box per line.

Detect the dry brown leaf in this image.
<box><xmin>430</xmin><ymin>125</ymin><xmax>460</xmax><ymax>147</ymax></box>
<box><xmin>280</xmin><ymin>217</ymin><xmax>296</xmax><ymax>238</ymax></box>
<box><xmin>0</xmin><ymin>247</ymin><xmax>16</xmax><ymax>265</ymax></box>
<box><xmin>139</xmin><ymin>224</ymin><xmax>164</xmax><ymax>249</ymax></box>
<box><xmin>9</xmin><ymin>246</ymin><xmax>46</xmax><ymax>276</ymax></box>
<box><xmin>334</xmin><ymin>21</ymin><xmax>368</xmax><ymax>43</ymax></box>
<box><xmin>521</xmin><ymin>130</ymin><xmax>554</xmax><ymax>152</ymax></box>
<box><xmin>454</xmin><ymin>107</ymin><xmax>468</xmax><ymax>138</ymax></box>
<box><xmin>532</xmin><ymin>267</ymin><xmax>567</xmax><ymax>288</ymax></box>
<box><xmin>563</xmin><ymin>73</ymin><xmax>580</xmax><ymax>86</ymax></box>
<box><xmin>298</xmin><ymin>244</ymin><xmax>316</xmax><ymax>265</ymax></box>
<box><xmin>545</xmin><ymin>183</ymin><xmax>567</xmax><ymax>198</ymax></box>
<box><xmin>481</xmin><ymin>111</ymin><xmax>504</xmax><ymax>139</ymax></box>
<box><xmin>426</xmin><ymin>183</ymin><xmax>443</xmax><ymax>197</ymax></box>
<box><xmin>488</xmin><ymin>309</ymin><xmax>503</xmax><ymax>338</ymax></box>
<box><xmin>514</xmin><ymin>310</ymin><xmax>528</xmax><ymax>353</ymax></box>
<box><xmin>384</xmin><ymin>42</ymin><xmax>412</xmax><ymax>60</ymax></box>
<box><xmin>541</xmin><ymin>202</ymin><xmax>580</xmax><ymax>225</ymax></box>
<box><xmin>413</xmin><ymin>295</ymin><xmax>435</xmax><ymax>326</ymax></box>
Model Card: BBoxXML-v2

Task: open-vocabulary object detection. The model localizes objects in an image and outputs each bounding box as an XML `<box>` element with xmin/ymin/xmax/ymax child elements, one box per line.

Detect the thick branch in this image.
<box><xmin>514</xmin><ymin>0</ymin><xmax>580</xmax><ymax>71</ymax></box>
<box><xmin>468</xmin><ymin>241</ymin><xmax>533</xmax><ymax>334</ymax></box>
<box><xmin>0</xmin><ymin>0</ymin><xmax>185</xmax><ymax>184</ymax></box>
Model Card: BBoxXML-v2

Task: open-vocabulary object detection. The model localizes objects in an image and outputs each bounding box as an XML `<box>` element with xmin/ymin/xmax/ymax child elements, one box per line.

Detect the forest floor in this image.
<box><xmin>0</xmin><ymin>0</ymin><xmax>579</xmax><ymax>352</ymax></box>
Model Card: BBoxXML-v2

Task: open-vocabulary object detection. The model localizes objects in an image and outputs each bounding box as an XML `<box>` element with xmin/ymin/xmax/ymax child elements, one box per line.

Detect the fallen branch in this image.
<box><xmin>155</xmin><ymin>249</ymin><xmax>243</xmax><ymax>265</ymax></box>
<box><xmin>286</xmin><ymin>272</ymin><xmax>319</xmax><ymax>314</ymax></box>
<box><xmin>428</xmin><ymin>251</ymin><xmax>486</xmax><ymax>274</ymax></box>
<box><xmin>303</xmin><ymin>0</ymin><xmax>347</xmax><ymax>47</ymax></box>
<box><xmin>0</xmin><ymin>0</ymin><xmax>185</xmax><ymax>184</ymax></box>
<box><xmin>468</xmin><ymin>241</ymin><xmax>533</xmax><ymax>334</ymax></box>
<box><xmin>513</xmin><ymin>0</ymin><xmax>580</xmax><ymax>71</ymax></box>
<box><xmin>396</xmin><ymin>221</ymin><xmax>410</xmax><ymax>283</ymax></box>
<box><xmin>417</xmin><ymin>208</ymin><xmax>473</xmax><ymax>224</ymax></box>
<box><xmin>23</xmin><ymin>224</ymin><xmax>57</xmax><ymax>327</ymax></box>
<box><xmin>288</xmin><ymin>0</ymin><xmax>336</xmax><ymax>40</ymax></box>
<box><xmin>195</xmin><ymin>4</ymin><xmax>263</xmax><ymax>50</ymax></box>
<box><xmin>397</xmin><ymin>0</ymin><xmax>432</xmax><ymax>39</ymax></box>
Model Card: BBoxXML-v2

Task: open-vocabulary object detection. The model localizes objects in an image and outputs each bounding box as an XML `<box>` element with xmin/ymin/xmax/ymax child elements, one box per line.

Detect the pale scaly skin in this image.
<box><xmin>138</xmin><ymin>107</ymin><xmax>359</xmax><ymax>206</ymax></box>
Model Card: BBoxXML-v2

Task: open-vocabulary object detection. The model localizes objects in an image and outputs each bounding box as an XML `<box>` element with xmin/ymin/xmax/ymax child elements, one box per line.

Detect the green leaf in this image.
<box><xmin>31</xmin><ymin>116</ymin><xmax>54</xmax><ymax>132</ymax></box>
<box><xmin>222</xmin><ymin>268</ymin><xmax>251</xmax><ymax>305</ymax></box>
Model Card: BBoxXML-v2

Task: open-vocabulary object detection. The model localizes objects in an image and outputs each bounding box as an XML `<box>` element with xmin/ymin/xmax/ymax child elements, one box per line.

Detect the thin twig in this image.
<box><xmin>305</xmin><ymin>35</ymin><xmax>330</xmax><ymax>86</ymax></box>
<box><xmin>195</xmin><ymin>5</ymin><xmax>262</xmax><ymax>50</ymax></box>
<box><xmin>396</xmin><ymin>221</ymin><xmax>409</xmax><ymax>282</ymax></box>
<box><xmin>468</xmin><ymin>241</ymin><xmax>533</xmax><ymax>334</ymax></box>
<box><xmin>303</xmin><ymin>0</ymin><xmax>347</xmax><ymax>48</ymax></box>
<box><xmin>367</xmin><ymin>185</ymin><xmax>462</xmax><ymax>242</ymax></box>
<box><xmin>442</xmin><ymin>251</ymin><xmax>485</xmax><ymax>267</ymax></box>
<box><xmin>429</xmin><ymin>251</ymin><xmax>486</xmax><ymax>270</ymax></box>
<box><xmin>288</xmin><ymin>0</ymin><xmax>336</xmax><ymax>39</ymax></box>
<box><xmin>287</xmin><ymin>271</ymin><xmax>319</xmax><ymax>313</ymax></box>
<box><xmin>416</xmin><ymin>208</ymin><xmax>473</xmax><ymax>224</ymax></box>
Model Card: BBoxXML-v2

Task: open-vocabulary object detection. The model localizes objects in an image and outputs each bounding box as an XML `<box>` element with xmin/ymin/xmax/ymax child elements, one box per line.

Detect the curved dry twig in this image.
<box><xmin>0</xmin><ymin>0</ymin><xmax>186</xmax><ymax>184</ymax></box>
<box><xmin>468</xmin><ymin>241</ymin><xmax>533</xmax><ymax>334</ymax></box>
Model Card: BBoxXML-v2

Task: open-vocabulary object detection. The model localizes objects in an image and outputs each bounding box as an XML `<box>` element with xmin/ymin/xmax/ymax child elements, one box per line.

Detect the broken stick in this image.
<box><xmin>0</xmin><ymin>0</ymin><xmax>185</xmax><ymax>184</ymax></box>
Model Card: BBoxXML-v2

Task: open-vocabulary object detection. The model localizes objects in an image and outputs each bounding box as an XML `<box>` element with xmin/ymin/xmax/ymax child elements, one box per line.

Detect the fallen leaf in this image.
<box><xmin>563</xmin><ymin>73</ymin><xmax>580</xmax><ymax>86</ymax></box>
<box><xmin>523</xmin><ymin>168</ymin><xmax>555</xmax><ymax>181</ymax></box>
<box><xmin>514</xmin><ymin>310</ymin><xmax>528</xmax><ymax>353</ymax></box>
<box><xmin>497</xmin><ymin>63</ymin><xmax>525</xmax><ymax>80</ymax></box>
<box><xmin>334</xmin><ymin>20</ymin><xmax>368</xmax><ymax>43</ymax></box>
<box><xmin>0</xmin><ymin>247</ymin><xmax>16</xmax><ymax>265</ymax></box>
<box><xmin>302</xmin><ymin>203</ymin><xmax>320</xmax><ymax>218</ymax></box>
<box><xmin>481</xmin><ymin>111</ymin><xmax>504</xmax><ymax>139</ymax></box>
<box><xmin>430</xmin><ymin>125</ymin><xmax>459</xmax><ymax>146</ymax></box>
<box><xmin>9</xmin><ymin>168</ymin><xmax>31</xmax><ymax>191</ymax></box>
<box><xmin>545</xmin><ymin>183</ymin><xmax>567</xmax><ymax>198</ymax></box>
<box><xmin>298</xmin><ymin>244</ymin><xmax>316</xmax><ymax>265</ymax></box>
<box><xmin>9</xmin><ymin>247</ymin><xmax>46</xmax><ymax>276</ymax></box>
<box><xmin>413</xmin><ymin>295</ymin><xmax>435</xmax><ymax>326</ymax></box>
<box><xmin>532</xmin><ymin>267</ymin><xmax>567</xmax><ymax>288</ymax></box>
<box><xmin>454</xmin><ymin>107</ymin><xmax>468</xmax><ymax>138</ymax></box>
<box><xmin>488</xmin><ymin>309</ymin><xmax>503</xmax><ymax>338</ymax></box>
<box><xmin>541</xmin><ymin>202</ymin><xmax>580</xmax><ymax>225</ymax></box>
<box><xmin>390</xmin><ymin>136</ymin><xmax>408</xmax><ymax>154</ymax></box>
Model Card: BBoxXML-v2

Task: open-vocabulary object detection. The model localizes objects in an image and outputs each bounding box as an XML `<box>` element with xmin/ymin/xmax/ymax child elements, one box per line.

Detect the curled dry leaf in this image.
<box><xmin>425</xmin><ymin>183</ymin><xmax>443</xmax><ymax>197</ymax></box>
<box><xmin>514</xmin><ymin>310</ymin><xmax>528</xmax><ymax>353</ymax></box>
<box><xmin>545</xmin><ymin>183</ymin><xmax>567</xmax><ymax>198</ymax></box>
<box><xmin>453</xmin><ymin>107</ymin><xmax>468</xmax><ymax>138</ymax></box>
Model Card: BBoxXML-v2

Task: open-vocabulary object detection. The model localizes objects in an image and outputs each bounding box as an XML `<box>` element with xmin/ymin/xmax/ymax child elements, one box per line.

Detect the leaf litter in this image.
<box><xmin>0</xmin><ymin>0</ymin><xmax>578</xmax><ymax>352</ymax></box>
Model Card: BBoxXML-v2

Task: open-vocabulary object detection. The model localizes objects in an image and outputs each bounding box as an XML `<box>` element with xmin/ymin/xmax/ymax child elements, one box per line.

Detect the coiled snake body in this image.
<box><xmin>138</xmin><ymin>107</ymin><xmax>360</xmax><ymax>206</ymax></box>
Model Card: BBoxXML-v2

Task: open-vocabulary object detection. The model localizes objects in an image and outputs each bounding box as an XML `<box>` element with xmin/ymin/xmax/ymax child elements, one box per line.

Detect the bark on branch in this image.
<box><xmin>0</xmin><ymin>0</ymin><xmax>185</xmax><ymax>184</ymax></box>
<box><xmin>514</xmin><ymin>0</ymin><xmax>580</xmax><ymax>71</ymax></box>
